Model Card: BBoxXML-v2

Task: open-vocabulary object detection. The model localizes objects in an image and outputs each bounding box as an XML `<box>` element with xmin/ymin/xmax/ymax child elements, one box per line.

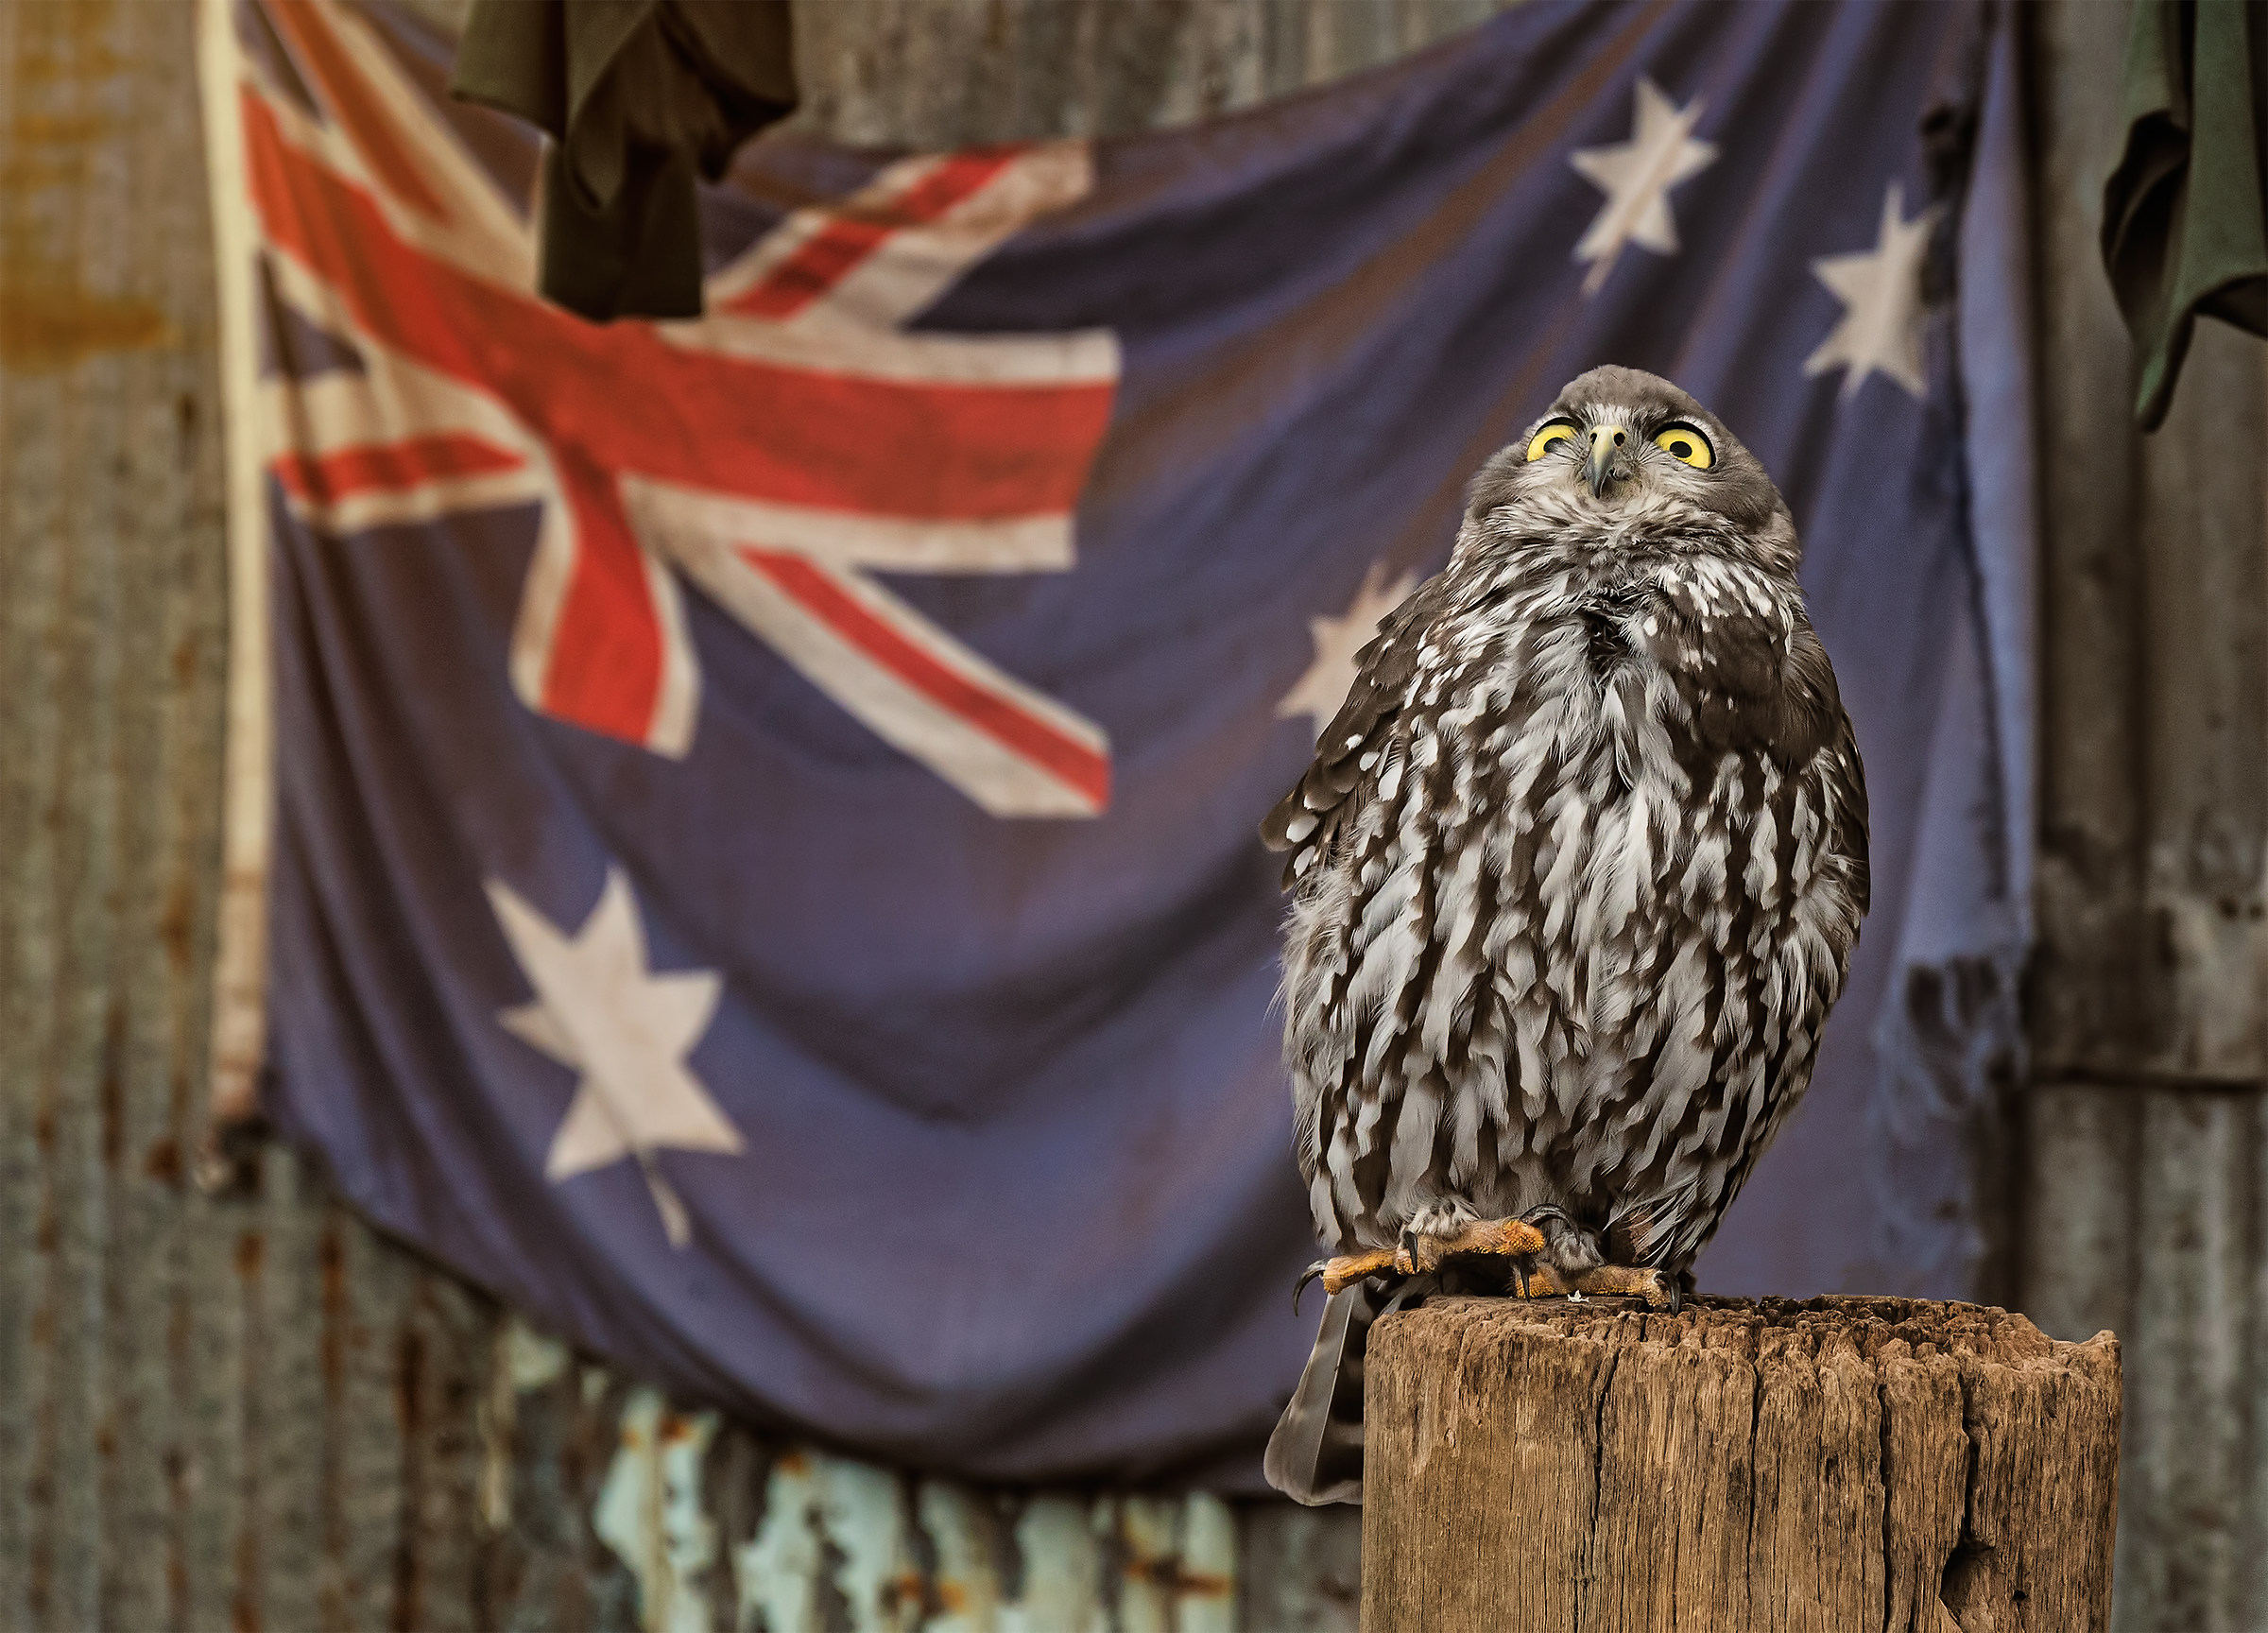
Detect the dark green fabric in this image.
<box><xmin>2101</xmin><ymin>0</ymin><xmax>2268</xmax><ymax>429</ymax></box>
<box><xmin>451</xmin><ymin>1</ymin><xmax>796</xmax><ymax>321</ymax></box>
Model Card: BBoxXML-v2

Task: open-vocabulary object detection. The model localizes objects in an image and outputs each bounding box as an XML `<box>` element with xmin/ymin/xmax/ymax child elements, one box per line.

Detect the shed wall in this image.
<box><xmin>9</xmin><ymin>1</ymin><xmax>2265</xmax><ymax>1628</ymax></box>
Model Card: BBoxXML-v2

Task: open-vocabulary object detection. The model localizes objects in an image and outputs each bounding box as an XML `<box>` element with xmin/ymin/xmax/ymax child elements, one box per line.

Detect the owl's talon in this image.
<box><xmin>1305</xmin><ymin>1246</ymin><xmax>1401</xmax><ymax>1300</ymax></box>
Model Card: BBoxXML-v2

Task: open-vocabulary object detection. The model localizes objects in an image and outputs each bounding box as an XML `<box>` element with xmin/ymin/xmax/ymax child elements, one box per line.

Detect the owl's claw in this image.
<box><xmin>1512</xmin><ymin>1262</ymin><xmax>1565</xmax><ymax>1299</ymax></box>
<box><xmin>1297</xmin><ymin>1246</ymin><xmax>1402</xmax><ymax>1310</ymax></box>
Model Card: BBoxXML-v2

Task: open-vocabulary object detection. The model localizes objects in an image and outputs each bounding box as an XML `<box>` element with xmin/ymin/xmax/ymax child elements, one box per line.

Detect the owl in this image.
<box><xmin>1261</xmin><ymin>367</ymin><xmax>1868</xmax><ymax>1504</ymax></box>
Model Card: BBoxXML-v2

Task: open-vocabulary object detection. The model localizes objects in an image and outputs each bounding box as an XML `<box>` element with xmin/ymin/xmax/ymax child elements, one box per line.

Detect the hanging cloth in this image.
<box><xmin>451</xmin><ymin>0</ymin><xmax>797</xmax><ymax>320</ymax></box>
<box><xmin>2101</xmin><ymin>0</ymin><xmax>2268</xmax><ymax>429</ymax></box>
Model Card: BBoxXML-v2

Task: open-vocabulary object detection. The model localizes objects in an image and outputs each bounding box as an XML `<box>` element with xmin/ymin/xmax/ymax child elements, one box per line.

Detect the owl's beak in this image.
<box><xmin>1585</xmin><ymin>425</ymin><xmax>1629</xmax><ymax>496</ymax></box>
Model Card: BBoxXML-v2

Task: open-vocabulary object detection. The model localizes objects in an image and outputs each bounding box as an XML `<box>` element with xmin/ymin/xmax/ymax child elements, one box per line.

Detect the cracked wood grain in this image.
<box><xmin>1362</xmin><ymin>1296</ymin><xmax>2121</xmax><ymax>1633</ymax></box>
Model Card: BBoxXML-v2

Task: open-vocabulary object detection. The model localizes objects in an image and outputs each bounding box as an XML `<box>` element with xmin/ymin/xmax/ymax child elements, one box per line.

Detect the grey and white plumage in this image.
<box><xmin>1261</xmin><ymin>367</ymin><xmax>1868</xmax><ymax>1503</ymax></box>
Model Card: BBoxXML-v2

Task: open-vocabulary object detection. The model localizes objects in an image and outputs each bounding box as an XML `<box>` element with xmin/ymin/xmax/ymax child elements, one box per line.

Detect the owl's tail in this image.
<box><xmin>1264</xmin><ymin>1275</ymin><xmax>1438</xmax><ymax>1504</ymax></box>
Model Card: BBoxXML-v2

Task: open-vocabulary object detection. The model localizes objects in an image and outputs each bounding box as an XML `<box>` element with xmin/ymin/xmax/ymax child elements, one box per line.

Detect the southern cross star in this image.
<box><xmin>488</xmin><ymin>867</ymin><xmax>740</xmax><ymax>1247</ymax></box>
<box><xmin>1569</xmin><ymin>77</ymin><xmax>1719</xmax><ymax>297</ymax></box>
<box><xmin>1804</xmin><ymin>182</ymin><xmax>1942</xmax><ymax>401</ymax></box>
<box><xmin>1279</xmin><ymin>562</ymin><xmax>1418</xmax><ymax>739</ymax></box>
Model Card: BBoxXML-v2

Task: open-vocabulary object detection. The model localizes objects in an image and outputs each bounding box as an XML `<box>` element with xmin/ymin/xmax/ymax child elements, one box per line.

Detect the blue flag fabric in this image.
<box><xmin>213</xmin><ymin>0</ymin><xmax>2025</xmax><ymax>1485</ymax></box>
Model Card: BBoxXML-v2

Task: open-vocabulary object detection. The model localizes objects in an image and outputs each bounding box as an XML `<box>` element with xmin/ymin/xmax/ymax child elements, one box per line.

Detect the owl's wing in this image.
<box><xmin>1818</xmin><ymin>700</ymin><xmax>1870</xmax><ymax>918</ymax></box>
<box><xmin>1619</xmin><ymin>591</ymin><xmax>1872</xmax><ymax>1271</ymax></box>
<box><xmin>1259</xmin><ymin>573</ymin><xmax>1448</xmax><ymax>886</ymax></box>
<box><xmin>1759</xmin><ymin>611</ymin><xmax>1870</xmax><ymax>919</ymax></box>
<box><xmin>1647</xmin><ymin>592</ymin><xmax>1868</xmax><ymax>894</ymax></box>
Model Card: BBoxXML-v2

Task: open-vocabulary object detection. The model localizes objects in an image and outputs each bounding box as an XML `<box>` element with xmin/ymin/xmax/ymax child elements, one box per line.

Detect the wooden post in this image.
<box><xmin>1361</xmin><ymin>1296</ymin><xmax>2122</xmax><ymax>1632</ymax></box>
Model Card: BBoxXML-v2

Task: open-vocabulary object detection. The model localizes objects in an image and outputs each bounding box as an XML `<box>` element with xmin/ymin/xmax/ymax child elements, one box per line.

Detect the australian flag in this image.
<box><xmin>204</xmin><ymin>0</ymin><xmax>2029</xmax><ymax>1486</ymax></box>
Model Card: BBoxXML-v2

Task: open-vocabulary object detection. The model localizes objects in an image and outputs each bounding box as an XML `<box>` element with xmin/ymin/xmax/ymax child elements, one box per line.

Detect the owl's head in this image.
<box><xmin>1468</xmin><ymin>366</ymin><xmax>1794</xmax><ymax>569</ymax></box>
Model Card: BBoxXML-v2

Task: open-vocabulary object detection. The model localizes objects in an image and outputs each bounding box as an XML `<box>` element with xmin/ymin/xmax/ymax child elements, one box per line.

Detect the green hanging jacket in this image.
<box><xmin>2101</xmin><ymin>0</ymin><xmax>2268</xmax><ymax>430</ymax></box>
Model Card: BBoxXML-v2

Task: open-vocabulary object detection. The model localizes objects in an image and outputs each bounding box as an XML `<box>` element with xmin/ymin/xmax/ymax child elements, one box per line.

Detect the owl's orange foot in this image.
<box><xmin>1557</xmin><ymin>1263</ymin><xmax>1680</xmax><ymax>1309</ymax></box>
<box><xmin>1297</xmin><ymin>1245</ymin><xmax>1399</xmax><ymax>1302</ymax></box>
<box><xmin>1393</xmin><ymin>1216</ymin><xmax>1547</xmax><ymax>1276</ymax></box>
<box><xmin>1493</xmin><ymin>1260</ymin><xmax>1677</xmax><ymax>1308</ymax></box>
<box><xmin>1295</xmin><ymin>1216</ymin><xmax>1551</xmax><ymax>1309</ymax></box>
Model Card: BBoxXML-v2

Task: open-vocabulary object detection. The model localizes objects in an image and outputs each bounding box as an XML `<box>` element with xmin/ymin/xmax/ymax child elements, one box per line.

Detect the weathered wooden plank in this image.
<box><xmin>735</xmin><ymin>1445</ymin><xmax>826</xmax><ymax>1633</ymax></box>
<box><xmin>787</xmin><ymin>0</ymin><xmax>1511</xmax><ymax>149</ymax></box>
<box><xmin>0</xmin><ymin>0</ymin><xmax>44</xmax><ymax>1582</ymax></box>
<box><xmin>1179</xmin><ymin>1493</ymin><xmax>1238</xmax><ymax>1633</ymax></box>
<box><xmin>2021</xmin><ymin>1085</ymin><xmax>2141</xmax><ymax>1346</ymax></box>
<box><xmin>826</xmin><ymin>1453</ymin><xmax>922</xmax><ymax>1632</ymax></box>
<box><xmin>1236</xmin><ymin>1504</ymin><xmax>1361</xmax><ymax>1632</ymax></box>
<box><xmin>2116</xmin><ymin>1094</ymin><xmax>2252</xmax><ymax>1631</ymax></box>
<box><xmin>917</xmin><ymin>1481</ymin><xmax>1021</xmax><ymax>1633</ymax></box>
<box><xmin>2247</xmin><ymin>1092</ymin><xmax>2268</xmax><ymax>1633</ymax></box>
<box><xmin>2027</xmin><ymin>0</ymin><xmax>2155</xmax><ymax>1078</ymax></box>
<box><xmin>2136</xmin><ymin>313</ymin><xmax>2268</xmax><ymax>1080</ymax></box>
<box><xmin>1118</xmin><ymin>1495</ymin><xmax>1180</xmax><ymax>1633</ymax></box>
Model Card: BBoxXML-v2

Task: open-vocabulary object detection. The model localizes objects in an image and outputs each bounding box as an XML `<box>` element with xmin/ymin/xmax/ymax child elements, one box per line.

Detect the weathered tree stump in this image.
<box><xmin>1362</xmin><ymin>1295</ymin><xmax>2121</xmax><ymax>1632</ymax></box>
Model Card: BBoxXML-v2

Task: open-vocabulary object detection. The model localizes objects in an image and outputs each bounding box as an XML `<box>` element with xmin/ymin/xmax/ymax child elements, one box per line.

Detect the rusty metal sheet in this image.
<box><xmin>551</xmin><ymin>1332</ymin><xmax>1253</xmax><ymax>1630</ymax></box>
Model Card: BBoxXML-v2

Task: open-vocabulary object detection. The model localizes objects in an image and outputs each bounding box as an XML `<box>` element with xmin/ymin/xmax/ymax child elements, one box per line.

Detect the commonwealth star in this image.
<box><xmin>1279</xmin><ymin>562</ymin><xmax>1418</xmax><ymax>738</ymax></box>
<box><xmin>489</xmin><ymin>868</ymin><xmax>740</xmax><ymax>1247</ymax></box>
<box><xmin>1569</xmin><ymin>77</ymin><xmax>1718</xmax><ymax>297</ymax></box>
<box><xmin>1804</xmin><ymin>182</ymin><xmax>1941</xmax><ymax>400</ymax></box>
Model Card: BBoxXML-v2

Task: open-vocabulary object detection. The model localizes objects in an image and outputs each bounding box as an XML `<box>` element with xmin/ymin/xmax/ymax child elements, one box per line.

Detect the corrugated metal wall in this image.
<box><xmin>2019</xmin><ymin>4</ymin><xmax>2268</xmax><ymax>1632</ymax></box>
<box><xmin>0</xmin><ymin>4</ymin><xmax>1518</xmax><ymax>1629</ymax></box>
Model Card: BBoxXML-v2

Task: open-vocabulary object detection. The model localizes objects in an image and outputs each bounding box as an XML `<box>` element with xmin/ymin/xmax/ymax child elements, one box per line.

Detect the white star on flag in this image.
<box><xmin>488</xmin><ymin>868</ymin><xmax>739</xmax><ymax>1248</ymax></box>
<box><xmin>1278</xmin><ymin>562</ymin><xmax>1418</xmax><ymax>738</ymax></box>
<box><xmin>1569</xmin><ymin>77</ymin><xmax>1718</xmax><ymax>296</ymax></box>
<box><xmin>1804</xmin><ymin>182</ymin><xmax>1942</xmax><ymax>400</ymax></box>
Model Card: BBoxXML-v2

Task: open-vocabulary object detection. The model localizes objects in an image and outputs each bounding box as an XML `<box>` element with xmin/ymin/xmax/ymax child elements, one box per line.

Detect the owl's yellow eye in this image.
<box><xmin>1525</xmin><ymin>419</ymin><xmax>1579</xmax><ymax>462</ymax></box>
<box><xmin>1654</xmin><ymin>422</ymin><xmax>1714</xmax><ymax>469</ymax></box>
